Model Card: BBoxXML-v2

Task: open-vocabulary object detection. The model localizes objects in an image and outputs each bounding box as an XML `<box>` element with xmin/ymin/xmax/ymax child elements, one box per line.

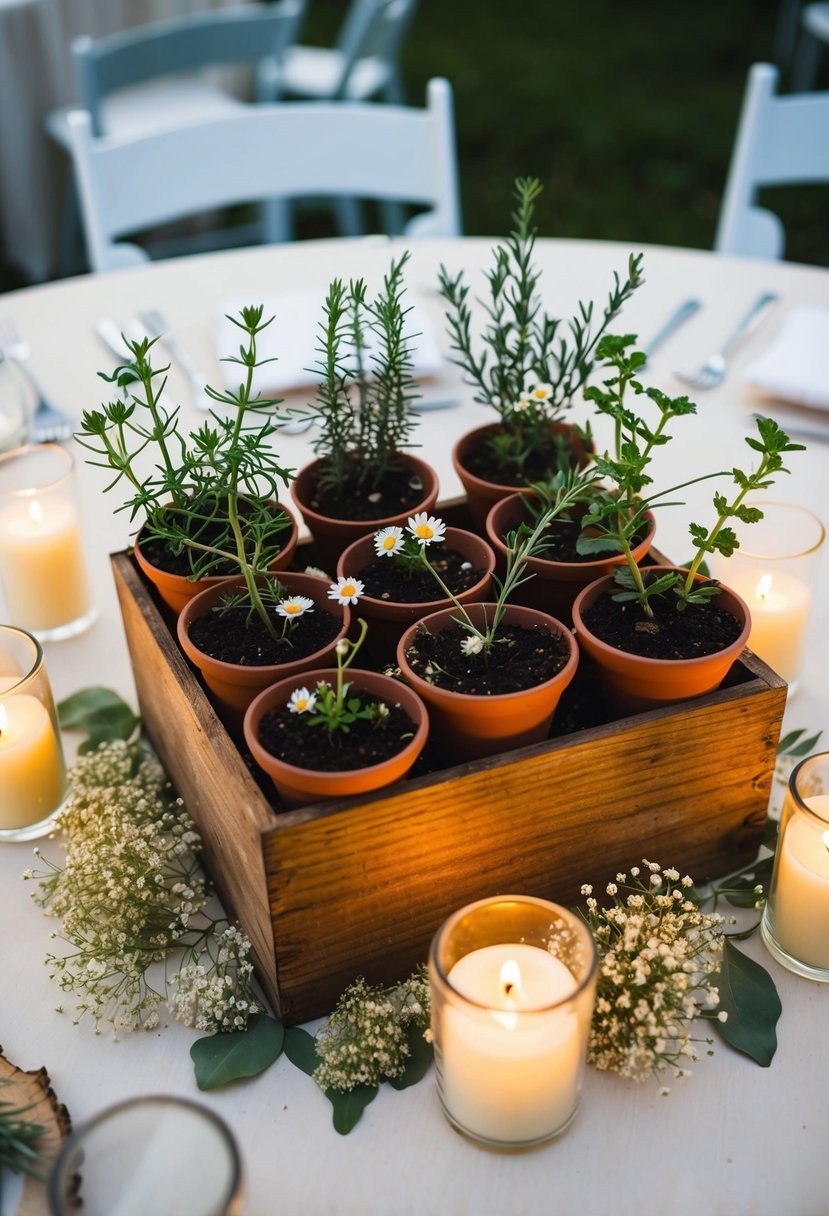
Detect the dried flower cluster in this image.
<box><xmin>25</xmin><ymin>741</ymin><xmax>259</xmax><ymax>1036</ymax></box>
<box><xmin>581</xmin><ymin>861</ymin><xmax>728</xmax><ymax>1086</ymax></box>
<box><xmin>313</xmin><ymin>968</ymin><xmax>430</xmax><ymax>1092</ymax></box>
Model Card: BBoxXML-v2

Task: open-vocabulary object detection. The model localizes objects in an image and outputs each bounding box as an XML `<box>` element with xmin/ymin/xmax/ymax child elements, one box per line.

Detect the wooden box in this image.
<box><xmin>112</xmin><ymin>550</ymin><xmax>787</xmax><ymax>1025</ymax></box>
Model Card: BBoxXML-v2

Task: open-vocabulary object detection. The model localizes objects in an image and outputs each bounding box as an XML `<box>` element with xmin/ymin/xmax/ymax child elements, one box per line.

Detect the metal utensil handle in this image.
<box><xmin>643</xmin><ymin>298</ymin><xmax>701</xmax><ymax>359</ymax></box>
<box><xmin>5</xmin><ymin>348</ymin><xmax>59</xmax><ymax>414</ymax></box>
<box><xmin>720</xmin><ymin>291</ymin><xmax>779</xmax><ymax>356</ymax></box>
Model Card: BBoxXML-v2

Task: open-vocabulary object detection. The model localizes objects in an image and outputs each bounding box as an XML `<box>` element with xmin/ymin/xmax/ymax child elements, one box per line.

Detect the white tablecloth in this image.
<box><xmin>0</xmin><ymin>237</ymin><xmax>828</xmax><ymax>1215</ymax></box>
<box><xmin>0</xmin><ymin>0</ymin><xmax>250</xmax><ymax>282</ymax></box>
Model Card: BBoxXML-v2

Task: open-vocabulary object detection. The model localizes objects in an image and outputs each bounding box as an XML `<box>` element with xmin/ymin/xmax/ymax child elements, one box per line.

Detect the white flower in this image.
<box><xmin>275</xmin><ymin>595</ymin><xmax>315</xmax><ymax>619</ymax></box>
<box><xmin>512</xmin><ymin>396</ymin><xmax>532</xmax><ymax>413</ymax></box>
<box><xmin>328</xmin><ymin>576</ymin><xmax>365</xmax><ymax>605</ymax></box>
<box><xmin>374</xmin><ymin>526</ymin><xmax>404</xmax><ymax>557</ymax></box>
<box><xmin>335</xmin><ymin>638</ymin><xmax>350</xmax><ymax>657</ymax></box>
<box><xmin>460</xmin><ymin>634</ymin><xmax>484</xmax><ymax>656</ymax></box>
<box><xmin>406</xmin><ymin>513</ymin><xmax>446</xmax><ymax>545</ymax></box>
<box><xmin>523</xmin><ymin>376</ymin><xmax>553</xmax><ymax>402</ymax></box>
<box><xmin>288</xmin><ymin>687</ymin><xmax>317</xmax><ymax>714</ymax></box>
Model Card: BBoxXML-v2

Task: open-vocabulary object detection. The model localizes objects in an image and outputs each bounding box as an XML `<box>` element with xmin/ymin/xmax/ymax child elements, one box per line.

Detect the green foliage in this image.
<box><xmin>438</xmin><ymin>177</ymin><xmax>643</xmax><ymax>477</ymax></box>
<box><xmin>57</xmin><ymin>686</ymin><xmax>139</xmax><ymax>753</ymax></box>
<box><xmin>777</xmin><ymin>727</ymin><xmax>823</xmax><ymax>758</ymax></box>
<box><xmin>297</xmin><ymin>620</ymin><xmax>393</xmax><ymax>741</ymax></box>
<box><xmin>77</xmin><ymin>306</ymin><xmax>295</xmax><ymax>637</ymax></box>
<box><xmin>191</xmin><ymin>1014</ymin><xmax>285</xmax><ymax>1090</ymax></box>
<box><xmin>283</xmin><ymin>1026</ymin><xmax>380</xmax><ymax>1136</ymax></box>
<box><xmin>306</xmin><ymin>253</ymin><xmax>419</xmax><ymax>497</ymax></box>
<box><xmin>0</xmin><ymin>1082</ymin><xmax>45</xmax><ymax>1180</ymax></box>
<box><xmin>712</xmin><ymin>938</ymin><xmax>781</xmax><ymax>1067</ymax></box>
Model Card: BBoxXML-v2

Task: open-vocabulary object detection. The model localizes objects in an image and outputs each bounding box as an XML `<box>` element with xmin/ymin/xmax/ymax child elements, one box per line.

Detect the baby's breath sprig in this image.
<box><xmin>23</xmin><ymin>740</ymin><xmax>260</xmax><ymax>1037</ymax></box>
<box><xmin>313</xmin><ymin>967</ymin><xmax>431</xmax><ymax>1092</ymax></box>
<box><xmin>581</xmin><ymin>861</ymin><xmax>728</xmax><ymax>1087</ymax></box>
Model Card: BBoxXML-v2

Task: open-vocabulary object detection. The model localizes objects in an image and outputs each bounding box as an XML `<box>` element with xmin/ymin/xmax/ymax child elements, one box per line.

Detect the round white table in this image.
<box><xmin>0</xmin><ymin>236</ymin><xmax>827</xmax><ymax>1215</ymax></box>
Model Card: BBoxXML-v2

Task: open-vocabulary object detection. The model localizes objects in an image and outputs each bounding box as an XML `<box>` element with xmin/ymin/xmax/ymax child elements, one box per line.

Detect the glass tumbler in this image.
<box><xmin>0</xmin><ymin>444</ymin><xmax>97</xmax><ymax>640</ymax></box>
<box><xmin>710</xmin><ymin>501</ymin><xmax>825</xmax><ymax>692</ymax></box>
<box><xmin>0</xmin><ymin>625</ymin><xmax>68</xmax><ymax>841</ymax></box>
<box><xmin>48</xmin><ymin>1095</ymin><xmax>244</xmax><ymax>1216</ymax></box>
<box><xmin>429</xmin><ymin>894</ymin><xmax>598</xmax><ymax>1149</ymax></box>
<box><xmin>762</xmin><ymin>751</ymin><xmax>829</xmax><ymax>982</ymax></box>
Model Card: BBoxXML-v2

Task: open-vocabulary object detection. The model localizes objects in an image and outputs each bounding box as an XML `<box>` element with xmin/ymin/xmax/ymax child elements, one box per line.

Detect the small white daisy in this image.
<box><xmin>460</xmin><ymin>634</ymin><xmax>484</xmax><ymax>656</ymax></box>
<box><xmin>328</xmin><ymin>576</ymin><xmax>365</xmax><ymax>605</ymax></box>
<box><xmin>275</xmin><ymin>595</ymin><xmax>315</xmax><ymax>618</ymax></box>
<box><xmin>406</xmin><ymin>513</ymin><xmax>446</xmax><ymax>545</ymax></box>
<box><xmin>523</xmin><ymin>376</ymin><xmax>553</xmax><ymax>402</ymax></box>
<box><xmin>288</xmin><ymin>687</ymin><xmax>317</xmax><ymax>714</ymax></box>
<box><xmin>512</xmin><ymin>396</ymin><xmax>532</xmax><ymax>413</ymax></box>
<box><xmin>374</xmin><ymin>526</ymin><xmax>404</xmax><ymax>557</ymax></box>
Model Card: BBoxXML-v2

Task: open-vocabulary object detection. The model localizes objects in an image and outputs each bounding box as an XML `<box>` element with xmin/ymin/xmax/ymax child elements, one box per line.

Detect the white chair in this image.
<box><xmin>792</xmin><ymin>3</ymin><xmax>829</xmax><ymax>88</ymax></box>
<box><xmin>714</xmin><ymin>62</ymin><xmax>829</xmax><ymax>259</ymax></box>
<box><xmin>47</xmin><ymin>2</ymin><xmax>306</xmax><ymax>267</ymax></box>
<box><xmin>65</xmin><ymin>77</ymin><xmax>462</xmax><ymax>274</ymax></box>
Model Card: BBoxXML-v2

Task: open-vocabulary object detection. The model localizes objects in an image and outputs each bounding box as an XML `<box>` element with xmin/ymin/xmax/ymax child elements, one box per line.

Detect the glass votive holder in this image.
<box><xmin>0</xmin><ymin>355</ymin><xmax>29</xmax><ymax>453</ymax></box>
<box><xmin>0</xmin><ymin>444</ymin><xmax>97</xmax><ymax>641</ymax></box>
<box><xmin>429</xmin><ymin>894</ymin><xmax>598</xmax><ymax>1150</ymax></box>
<box><xmin>710</xmin><ymin>501</ymin><xmax>825</xmax><ymax>692</ymax></box>
<box><xmin>761</xmin><ymin>751</ymin><xmax>829</xmax><ymax>982</ymax></box>
<box><xmin>0</xmin><ymin>625</ymin><xmax>68</xmax><ymax>842</ymax></box>
<box><xmin>47</xmin><ymin>1095</ymin><xmax>244</xmax><ymax>1216</ymax></box>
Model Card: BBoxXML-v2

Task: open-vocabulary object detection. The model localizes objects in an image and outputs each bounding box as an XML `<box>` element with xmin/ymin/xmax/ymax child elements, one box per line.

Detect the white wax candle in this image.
<box><xmin>772</xmin><ymin>793</ymin><xmax>829</xmax><ymax>969</ymax></box>
<box><xmin>727</xmin><ymin>569</ymin><xmax>811</xmax><ymax>682</ymax></box>
<box><xmin>0</xmin><ymin>693</ymin><xmax>66</xmax><ymax>829</ymax></box>
<box><xmin>440</xmin><ymin>943</ymin><xmax>581</xmax><ymax>1144</ymax></box>
<box><xmin>0</xmin><ymin>495</ymin><xmax>91</xmax><ymax>630</ymax></box>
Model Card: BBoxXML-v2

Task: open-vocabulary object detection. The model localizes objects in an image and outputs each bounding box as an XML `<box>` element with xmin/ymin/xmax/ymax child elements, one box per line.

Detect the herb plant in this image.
<box><xmin>77</xmin><ymin>306</ymin><xmax>294</xmax><ymax>638</ymax></box>
<box><xmin>0</xmin><ymin>1081</ymin><xmax>44</xmax><ymax>1181</ymax></box>
<box><xmin>306</xmin><ymin>253</ymin><xmax>419</xmax><ymax>501</ymax></box>
<box><xmin>580</xmin><ymin>335</ymin><xmax>804</xmax><ymax>616</ymax></box>
<box><xmin>438</xmin><ymin>176</ymin><xmax>644</xmax><ymax>479</ymax></box>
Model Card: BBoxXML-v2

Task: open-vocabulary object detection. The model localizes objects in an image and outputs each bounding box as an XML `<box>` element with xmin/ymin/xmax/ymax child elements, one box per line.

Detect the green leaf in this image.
<box><xmin>778</xmin><ymin>728</ymin><xmax>822</xmax><ymax>758</ymax></box>
<box><xmin>283</xmin><ymin>1028</ymin><xmax>378</xmax><ymax>1134</ymax></box>
<box><xmin>713</xmin><ymin>939</ymin><xmax>781</xmax><ymax>1066</ymax></box>
<box><xmin>190</xmin><ymin>1014</ymin><xmax>284</xmax><ymax>1090</ymax></box>
<box><xmin>388</xmin><ymin>1025</ymin><xmax>434</xmax><ymax>1090</ymax></box>
<box><xmin>58</xmin><ymin>687</ymin><xmax>139</xmax><ymax>753</ymax></box>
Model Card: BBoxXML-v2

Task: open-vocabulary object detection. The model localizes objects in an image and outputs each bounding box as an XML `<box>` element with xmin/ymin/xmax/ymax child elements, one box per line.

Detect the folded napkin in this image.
<box><xmin>215</xmin><ymin>290</ymin><xmax>443</xmax><ymax>396</ymax></box>
<box><xmin>742</xmin><ymin>306</ymin><xmax>829</xmax><ymax>411</ymax></box>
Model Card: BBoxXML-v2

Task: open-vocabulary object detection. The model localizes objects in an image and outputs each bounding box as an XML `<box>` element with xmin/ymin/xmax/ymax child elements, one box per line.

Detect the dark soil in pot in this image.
<box><xmin>463</xmin><ymin>430</ymin><xmax>584</xmax><ymax>487</ymax></box>
<box><xmin>356</xmin><ymin>544</ymin><xmax>486</xmax><ymax>603</ymax></box>
<box><xmin>188</xmin><ymin>604</ymin><xmax>341</xmax><ymax>666</ymax></box>
<box><xmin>139</xmin><ymin>501</ymin><xmax>293</xmax><ymax>577</ymax></box>
<box><xmin>404</xmin><ymin>623</ymin><xmax>571</xmax><ymax>695</ymax></box>
<box><xmin>582</xmin><ymin>592</ymin><xmax>743</xmax><ymax>660</ymax></box>
<box><xmin>257</xmin><ymin>702</ymin><xmax>417</xmax><ymax>772</ymax></box>
<box><xmin>310</xmin><ymin>461</ymin><xmax>427</xmax><ymax>521</ymax></box>
<box><xmin>510</xmin><ymin>509</ymin><xmax>647</xmax><ymax>564</ymax></box>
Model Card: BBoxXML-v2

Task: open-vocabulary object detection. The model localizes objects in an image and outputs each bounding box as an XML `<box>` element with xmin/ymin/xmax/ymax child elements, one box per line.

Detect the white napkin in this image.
<box><xmin>215</xmin><ymin>290</ymin><xmax>443</xmax><ymax>396</ymax></box>
<box><xmin>742</xmin><ymin>306</ymin><xmax>829</xmax><ymax>410</ymax></box>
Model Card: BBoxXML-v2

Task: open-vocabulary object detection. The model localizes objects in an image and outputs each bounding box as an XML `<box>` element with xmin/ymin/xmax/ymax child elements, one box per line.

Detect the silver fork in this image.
<box><xmin>140</xmin><ymin>307</ymin><xmax>212</xmax><ymax>411</ymax></box>
<box><xmin>0</xmin><ymin>317</ymin><xmax>74</xmax><ymax>443</ymax></box>
<box><xmin>674</xmin><ymin>292</ymin><xmax>779</xmax><ymax>391</ymax></box>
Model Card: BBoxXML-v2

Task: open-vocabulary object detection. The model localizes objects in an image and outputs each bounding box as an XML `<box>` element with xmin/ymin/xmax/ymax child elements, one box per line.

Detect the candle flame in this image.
<box><xmin>0</xmin><ymin>703</ymin><xmax>6</xmax><ymax>736</ymax></box>
<box><xmin>27</xmin><ymin>499</ymin><xmax>43</xmax><ymax>525</ymax></box>
<box><xmin>756</xmin><ymin>573</ymin><xmax>773</xmax><ymax>601</ymax></box>
<box><xmin>500</xmin><ymin>959</ymin><xmax>522</xmax><ymax>998</ymax></box>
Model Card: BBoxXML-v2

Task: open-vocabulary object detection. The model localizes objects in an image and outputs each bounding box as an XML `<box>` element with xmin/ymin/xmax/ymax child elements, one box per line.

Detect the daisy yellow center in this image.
<box><xmin>414</xmin><ymin>524</ymin><xmax>434</xmax><ymax>540</ymax></box>
<box><xmin>341</xmin><ymin>583</ymin><xmax>356</xmax><ymax>597</ymax></box>
<box><xmin>285</xmin><ymin>603</ymin><xmax>302</xmax><ymax>614</ymax></box>
<box><xmin>382</xmin><ymin>536</ymin><xmax>397</xmax><ymax>550</ymax></box>
<box><xmin>532</xmin><ymin>388</ymin><xmax>546</xmax><ymax>398</ymax></box>
<box><xmin>295</xmin><ymin>697</ymin><xmax>308</xmax><ymax>710</ymax></box>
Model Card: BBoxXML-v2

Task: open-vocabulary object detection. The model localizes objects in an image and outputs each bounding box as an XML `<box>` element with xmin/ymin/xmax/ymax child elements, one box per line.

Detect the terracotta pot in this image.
<box><xmin>485</xmin><ymin>492</ymin><xmax>656</xmax><ymax>626</ymax></box>
<box><xmin>336</xmin><ymin>526</ymin><xmax>496</xmax><ymax>666</ymax></box>
<box><xmin>291</xmin><ymin>453</ymin><xmax>439</xmax><ymax>573</ymax></box>
<box><xmin>396</xmin><ymin>602</ymin><xmax>579</xmax><ymax>763</ymax></box>
<box><xmin>571</xmin><ymin>567</ymin><xmax>752</xmax><ymax>716</ymax></box>
<box><xmin>177</xmin><ymin>572</ymin><xmax>349</xmax><ymax>727</ymax></box>
<box><xmin>134</xmin><ymin>503</ymin><xmax>298</xmax><ymax>616</ymax></box>
<box><xmin>244</xmin><ymin>667</ymin><xmax>429</xmax><ymax>809</ymax></box>
<box><xmin>452</xmin><ymin>421</ymin><xmax>592</xmax><ymax>532</ymax></box>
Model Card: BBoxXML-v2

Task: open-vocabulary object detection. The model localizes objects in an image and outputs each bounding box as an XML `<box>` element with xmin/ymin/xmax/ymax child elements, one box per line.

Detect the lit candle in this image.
<box><xmin>732</xmin><ymin>570</ymin><xmax>812</xmax><ymax>683</ymax></box>
<box><xmin>0</xmin><ymin>693</ymin><xmax>66</xmax><ymax>830</ymax></box>
<box><xmin>0</xmin><ymin>494</ymin><xmax>91</xmax><ymax>631</ymax></box>
<box><xmin>439</xmin><ymin>943</ymin><xmax>582</xmax><ymax>1144</ymax></box>
<box><xmin>769</xmin><ymin>793</ymin><xmax>829</xmax><ymax>970</ymax></box>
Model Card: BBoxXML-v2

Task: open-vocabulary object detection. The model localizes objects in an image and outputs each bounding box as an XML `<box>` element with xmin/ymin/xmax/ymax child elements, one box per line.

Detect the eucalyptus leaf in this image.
<box><xmin>388</xmin><ymin>1025</ymin><xmax>433</xmax><ymax>1090</ymax></box>
<box><xmin>58</xmin><ymin>687</ymin><xmax>139</xmax><ymax>752</ymax></box>
<box><xmin>282</xmin><ymin>1026</ymin><xmax>319</xmax><ymax>1076</ymax></box>
<box><xmin>190</xmin><ymin>1014</ymin><xmax>284</xmax><ymax>1091</ymax></box>
<box><xmin>724</xmin><ymin>856</ymin><xmax>774</xmax><ymax>907</ymax></box>
<box><xmin>714</xmin><ymin>938</ymin><xmax>781</xmax><ymax>1066</ymax></box>
<box><xmin>283</xmin><ymin>1027</ymin><xmax>378</xmax><ymax>1134</ymax></box>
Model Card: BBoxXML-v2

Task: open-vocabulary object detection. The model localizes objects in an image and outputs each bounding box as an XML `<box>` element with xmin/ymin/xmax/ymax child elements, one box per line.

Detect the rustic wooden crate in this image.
<box><xmin>111</xmin><ymin>550</ymin><xmax>787</xmax><ymax>1025</ymax></box>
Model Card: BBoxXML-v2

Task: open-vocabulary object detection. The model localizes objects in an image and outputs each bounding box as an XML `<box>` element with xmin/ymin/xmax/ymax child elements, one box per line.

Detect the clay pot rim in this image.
<box><xmin>451</xmin><ymin>420</ymin><xmax>587</xmax><ymax>495</ymax></box>
<box><xmin>486</xmin><ymin>492</ymin><xmax>657</xmax><ymax>576</ymax></box>
<box><xmin>572</xmin><ymin>567</ymin><xmax>752</xmax><ymax>670</ymax></box>
<box><xmin>291</xmin><ymin>452</ymin><xmax>439</xmax><ymax>528</ymax></box>
<box><xmin>177</xmin><ymin>571</ymin><xmax>349</xmax><ymax>676</ymax></box>
<box><xmin>336</xmin><ymin>526</ymin><xmax>497</xmax><ymax>611</ymax></box>
<box><xmin>397</xmin><ymin>602</ymin><xmax>579</xmax><ymax>705</ymax></box>
<box><xmin>244</xmin><ymin>666</ymin><xmax>429</xmax><ymax>781</ymax></box>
